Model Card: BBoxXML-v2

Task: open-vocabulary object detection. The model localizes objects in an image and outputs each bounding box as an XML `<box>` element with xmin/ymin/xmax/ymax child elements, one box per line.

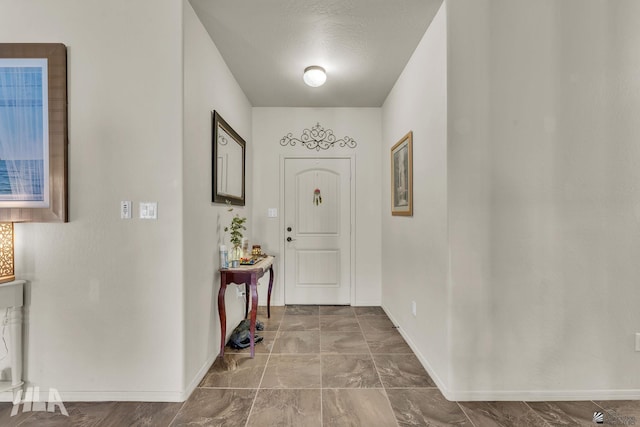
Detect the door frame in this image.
<box><xmin>279</xmin><ymin>154</ymin><xmax>357</xmax><ymax>306</ymax></box>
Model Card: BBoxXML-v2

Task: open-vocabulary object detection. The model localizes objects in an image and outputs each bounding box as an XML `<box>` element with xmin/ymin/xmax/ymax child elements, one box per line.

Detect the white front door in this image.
<box><xmin>284</xmin><ymin>158</ymin><xmax>352</xmax><ymax>305</ymax></box>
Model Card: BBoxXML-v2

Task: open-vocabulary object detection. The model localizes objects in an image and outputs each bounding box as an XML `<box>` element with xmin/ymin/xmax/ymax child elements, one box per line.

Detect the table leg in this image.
<box><xmin>267</xmin><ymin>265</ymin><xmax>274</xmax><ymax>319</ymax></box>
<box><xmin>218</xmin><ymin>277</ymin><xmax>228</xmax><ymax>357</ymax></box>
<box><xmin>249</xmin><ymin>274</ymin><xmax>258</xmax><ymax>358</ymax></box>
<box><xmin>244</xmin><ymin>283</ymin><xmax>250</xmax><ymax>319</ymax></box>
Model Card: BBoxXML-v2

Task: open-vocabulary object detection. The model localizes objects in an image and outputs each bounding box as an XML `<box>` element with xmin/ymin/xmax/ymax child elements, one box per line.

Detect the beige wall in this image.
<box><xmin>251</xmin><ymin>108</ymin><xmax>382</xmax><ymax>306</ymax></box>
<box><xmin>4</xmin><ymin>0</ymin><xmax>638</xmax><ymax>404</ymax></box>
<box><xmin>448</xmin><ymin>0</ymin><xmax>640</xmax><ymax>399</ymax></box>
<box><xmin>381</xmin><ymin>2</ymin><xmax>449</xmax><ymax>389</ymax></box>
<box><xmin>382</xmin><ymin>0</ymin><xmax>640</xmax><ymax>400</ymax></box>
<box><xmin>182</xmin><ymin>1</ymin><xmax>252</xmax><ymax>395</ymax></box>
<box><xmin>2</xmin><ymin>0</ymin><xmax>184</xmax><ymax>400</ymax></box>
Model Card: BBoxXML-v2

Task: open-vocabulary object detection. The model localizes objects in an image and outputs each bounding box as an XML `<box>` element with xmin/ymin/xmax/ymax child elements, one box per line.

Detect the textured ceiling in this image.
<box><xmin>189</xmin><ymin>0</ymin><xmax>443</xmax><ymax>107</ymax></box>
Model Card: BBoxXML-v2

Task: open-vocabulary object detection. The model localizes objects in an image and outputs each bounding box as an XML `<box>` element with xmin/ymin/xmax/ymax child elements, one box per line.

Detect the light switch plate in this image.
<box><xmin>120</xmin><ymin>201</ymin><xmax>132</xmax><ymax>219</ymax></box>
<box><xmin>268</xmin><ymin>208</ymin><xmax>278</xmax><ymax>218</ymax></box>
<box><xmin>139</xmin><ymin>202</ymin><xmax>158</xmax><ymax>219</ymax></box>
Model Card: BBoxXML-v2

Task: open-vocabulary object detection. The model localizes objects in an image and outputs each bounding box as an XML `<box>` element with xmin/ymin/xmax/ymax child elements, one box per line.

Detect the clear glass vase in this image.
<box><xmin>230</xmin><ymin>245</ymin><xmax>242</xmax><ymax>267</ymax></box>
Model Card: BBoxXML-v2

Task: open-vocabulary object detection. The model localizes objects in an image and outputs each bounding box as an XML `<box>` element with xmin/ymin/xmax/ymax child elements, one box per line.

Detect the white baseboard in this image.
<box><xmin>0</xmin><ymin>352</ymin><xmax>219</xmax><ymax>403</ymax></box>
<box><xmin>180</xmin><ymin>351</ymin><xmax>218</xmax><ymax>401</ymax></box>
<box><xmin>448</xmin><ymin>388</ymin><xmax>640</xmax><ymax>402</ymax></box>
<box><xmin>354</xmin><ymin>300</ymin><xmax>381</xmax><ymax>307</ymax></box>
<box><xmin>260</xmin><ymin>302</ymin><xmax>382</xmax><ymax>307</ymax></box>
<box><xmin>1</xmin><ymin>390</ymin><xmax>185</xmax><ymax>403</ymax></box>
<box><xmin>382</xmin><ymin>305</ymin><xmax>640</xmax><ymax>402</ymax></box>
<box><xmin>381</xmin><ymin>305</ymin><xmax>452</xmax><ymax>399</ymax></box>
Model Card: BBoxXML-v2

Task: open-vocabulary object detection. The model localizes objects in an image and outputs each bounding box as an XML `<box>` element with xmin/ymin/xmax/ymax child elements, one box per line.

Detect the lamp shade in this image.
<box><xmin>303</xmin><ymin>66</ymin><xmax>327</xmax><ymax>87</ymax></box>
<box><xmin>0</xmin><ymin>223</ymin><xmax>14</xmax><ymax>284</ymax></box>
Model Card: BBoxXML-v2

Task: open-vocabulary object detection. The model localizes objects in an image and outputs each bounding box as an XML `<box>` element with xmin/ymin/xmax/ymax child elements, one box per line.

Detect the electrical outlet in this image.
<box><xmin>411</xmin><ymin>301</ymin><xmax>417</xmax><ymax>317</ymax></box>
<box><xmin>635</xmin><ymin>333</ymin><xmax>640</xmax><ymax>351</ymax></box>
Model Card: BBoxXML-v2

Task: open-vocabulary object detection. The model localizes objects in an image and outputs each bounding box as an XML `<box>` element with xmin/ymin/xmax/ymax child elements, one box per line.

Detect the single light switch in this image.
<box><xmin>268</xmin><ymin>208</ymin><xmax>278</xmax><ymax>218</ymax></box>
<box><xmin>139</xmin><ymin>202</ymin><xmax>158</xmax><ymax>219</ymax></box>
<box><xmin>121</xmin><ymin>201</ymin><xmax>132</xmax><ymax>219</ymax></box>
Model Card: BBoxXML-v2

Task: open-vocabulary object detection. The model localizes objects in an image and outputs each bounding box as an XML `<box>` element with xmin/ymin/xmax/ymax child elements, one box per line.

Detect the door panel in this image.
<box><xmin>284</xmin><ymin>158</ymin><xmax>351</xmax><ymax>305</ymax></box>
<box><xmin>296</xmin><ymin>170</ymin><xmax>339</xmax><ymax>235</ymax></box>
<box><xmin>296</xmin><ymin>250</ymin><xmax>339</xmax><ymax>286</ymax></box>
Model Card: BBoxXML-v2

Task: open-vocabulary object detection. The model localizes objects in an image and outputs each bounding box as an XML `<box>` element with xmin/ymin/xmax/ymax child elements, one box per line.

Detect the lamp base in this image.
<box><xmin>0</xmin><ymin>275</ymin><xmax>15</xmax><ymax>284</ymax></box>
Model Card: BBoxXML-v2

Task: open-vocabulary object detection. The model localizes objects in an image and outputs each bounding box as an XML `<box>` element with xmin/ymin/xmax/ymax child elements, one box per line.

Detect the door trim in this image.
<box><xmin>279</xmin><ymin>154</ymin><xmax>356</xmax><ymax>306</ymax></box>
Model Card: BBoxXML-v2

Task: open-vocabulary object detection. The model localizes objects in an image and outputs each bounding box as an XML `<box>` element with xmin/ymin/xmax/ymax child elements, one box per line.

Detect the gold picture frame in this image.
<box><xmin>391</xmin><ymin>131</ymin><xmax>413</xmax><ymax>216</ymax></box>
<box><xmin>0</xmin><ymin>43</ymin><xmax>68</xmax><ymax>222</ymax></box>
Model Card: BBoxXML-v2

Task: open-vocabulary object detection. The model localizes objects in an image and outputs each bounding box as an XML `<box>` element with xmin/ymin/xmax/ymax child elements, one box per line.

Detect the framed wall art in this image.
<box><xmin>0</xmin><ymin>43</ymin><xmax>68</xmax><ymax>222</ymax></box>
<box><xmin>391</xmin><ymin>131</ymin><xmax>413</xmax><ymax>216</ymax></box>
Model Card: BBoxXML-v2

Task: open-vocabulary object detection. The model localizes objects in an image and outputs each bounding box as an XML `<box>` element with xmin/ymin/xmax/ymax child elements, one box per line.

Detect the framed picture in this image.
<box><xmin>0</xmin><ymin>43</ymin><xmax>68</xmax><ymax>222</ymax></box>
<box><xmin>391</xmin><ymin>131</ymin><xmax>413</xmax><ymax>216</ymax></box>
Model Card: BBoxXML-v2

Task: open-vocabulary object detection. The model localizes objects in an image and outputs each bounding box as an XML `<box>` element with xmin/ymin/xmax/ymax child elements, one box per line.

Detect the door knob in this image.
<box><xmin>286</xmin><ymin>237</ymin><xmax>296</xmax><ymax>242</ymax></box>
<box><xmin>287</xmin><ymin>227</ymin><xmax>292</xmax><ymax>232</ymax></box>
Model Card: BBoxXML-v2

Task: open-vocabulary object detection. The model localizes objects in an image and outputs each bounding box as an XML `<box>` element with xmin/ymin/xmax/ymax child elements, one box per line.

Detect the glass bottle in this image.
<box><xmin>219</xmin><ymin>245</ymin><xmax>228</xmax><ymax>269</ymax></box>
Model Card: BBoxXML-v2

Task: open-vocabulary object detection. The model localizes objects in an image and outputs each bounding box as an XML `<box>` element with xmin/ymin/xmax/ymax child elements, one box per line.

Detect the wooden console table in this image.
<box><xmin>218</xmin><ymin>255</ymin><xmax>274</xmax><ymax>358</ymax></box>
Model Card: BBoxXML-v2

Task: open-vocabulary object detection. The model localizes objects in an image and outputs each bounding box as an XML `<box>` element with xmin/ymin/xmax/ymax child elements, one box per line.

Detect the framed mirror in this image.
<box><xmin>212</xmin><ymin>111</ymin><xmax>245</xmax><ymax>206</ymax></box>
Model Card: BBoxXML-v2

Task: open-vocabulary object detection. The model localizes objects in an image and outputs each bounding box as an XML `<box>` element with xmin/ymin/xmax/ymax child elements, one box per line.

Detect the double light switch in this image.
<box><xmin>120</xmin><ymin>201</ymin><xmax>158</xmax><ymax>219</ymax></box>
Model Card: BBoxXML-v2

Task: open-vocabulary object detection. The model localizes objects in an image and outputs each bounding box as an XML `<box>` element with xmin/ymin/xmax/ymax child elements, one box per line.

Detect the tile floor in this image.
<box><xmin>1</xmin><ymin>305</ymin><xmax>639</xmax><ymax>426</ymax></box>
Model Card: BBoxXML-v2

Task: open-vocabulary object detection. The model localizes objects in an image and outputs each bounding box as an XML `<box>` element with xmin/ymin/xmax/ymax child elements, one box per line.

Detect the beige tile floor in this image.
<box><xmin>1</xmin><ymin>305</ymin><xmax>639</xmax><ymax>426</ymax></box>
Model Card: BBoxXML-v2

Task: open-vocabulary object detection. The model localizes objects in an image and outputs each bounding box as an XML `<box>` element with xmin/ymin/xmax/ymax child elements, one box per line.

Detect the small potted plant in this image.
<box><xmin>225</xmin><ymin>203</ymin><xmax>247</xmax><ymax>267</ymax></box>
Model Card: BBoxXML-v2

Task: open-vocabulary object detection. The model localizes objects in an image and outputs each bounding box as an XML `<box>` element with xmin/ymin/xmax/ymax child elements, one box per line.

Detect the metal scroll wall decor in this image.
<box><xmin>280</xmin><ymin>123</ymin><xmax>357</xmax><ymax>151</ymax></box>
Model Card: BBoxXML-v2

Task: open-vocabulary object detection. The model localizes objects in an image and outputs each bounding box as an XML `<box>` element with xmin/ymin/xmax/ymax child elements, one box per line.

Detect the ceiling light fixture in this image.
<box><xmin>303</xmin><ymin>66</ymin><xmax>326</xmax><ymax>87</ymax></box>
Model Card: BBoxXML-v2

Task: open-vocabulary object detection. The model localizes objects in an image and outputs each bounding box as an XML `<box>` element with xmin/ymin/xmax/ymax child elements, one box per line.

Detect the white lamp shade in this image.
<box><xmin>303</xmin><ymin>66</ymin><xmax>327</xmax><ymax>87</ymax></box>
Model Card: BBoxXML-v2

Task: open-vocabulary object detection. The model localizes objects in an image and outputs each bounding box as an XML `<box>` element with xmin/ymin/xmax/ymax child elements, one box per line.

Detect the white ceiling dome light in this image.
<box><xmin>303</xmin><ymin>66</ymin><xmax>327</xmax><ymax>87</ymax></box>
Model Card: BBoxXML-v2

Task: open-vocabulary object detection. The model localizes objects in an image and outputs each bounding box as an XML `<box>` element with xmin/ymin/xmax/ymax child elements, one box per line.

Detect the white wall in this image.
<box><xmin>447</xmin><ymin>0</ymin><xmax>640</xmax><ymax>400</ymax></box>
<box><xmin>183</xmin><ymin>1</ymin><xmax>252</xmax><ymax>395</ymax></box>
<box><xmin>381</xmin><ymin>2</ymin><xmax>449</xmax><ymax>389</ymax></box>
<box><xmin>252</xmin><ymin>108</ymin><xmax>382</xmax><ymax>306</ymax></box>
<box><xmin>381</xmin><ymin>0</ymin><xmax>640</xmax><ymax>401</ymax></box>
<box><xmin>7</xmin><ymin>0</ymin><xmax>634</xmax><ymax>405</ymax></box>
<box><xmin>2</xmin><ymin>0</ymin><xmax>185</xmax><ymax>400</ymax></box>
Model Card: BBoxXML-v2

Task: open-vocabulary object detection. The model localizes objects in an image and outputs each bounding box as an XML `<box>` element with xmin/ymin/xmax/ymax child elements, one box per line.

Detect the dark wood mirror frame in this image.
<box><xmin>0</xmin><ymin>43</ymin><xmax>68</xmax><ymax>222</ymax></box>
<box><xmin>212</xmin><ymin>110</ymin><xmax>245</xmax><ymax>206</ymax></box>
